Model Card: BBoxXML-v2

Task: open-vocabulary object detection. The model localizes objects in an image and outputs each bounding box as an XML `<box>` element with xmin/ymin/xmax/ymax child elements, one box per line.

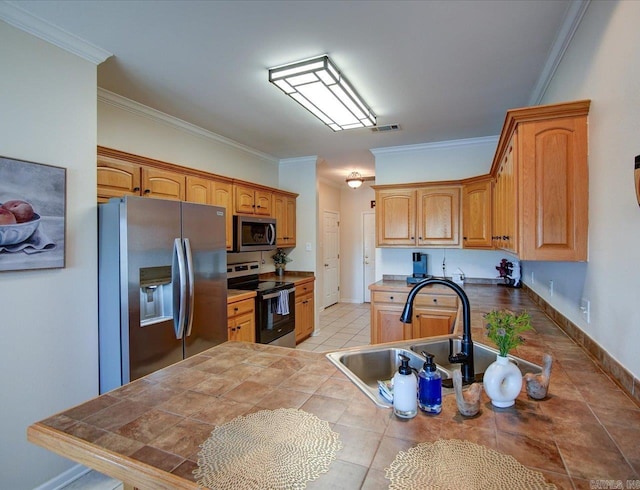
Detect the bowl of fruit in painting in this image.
<box><xmin>0</xmin><ymin>200</ymin><xmax>41</xmax><ymax>246</ymax></box>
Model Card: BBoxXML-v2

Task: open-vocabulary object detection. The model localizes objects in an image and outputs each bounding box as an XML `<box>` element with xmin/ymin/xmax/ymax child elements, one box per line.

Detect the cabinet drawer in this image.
<box><xmin>227</xmin><ymin>299</ymin><xmax>255</xmax><ymax>317</ymax></box>
<box><xmin>414</xmin><ymin>294</ymin><xmax>458</xmax><ymax>308</ymax></box>
<box><xmin>295</xmin><ymin>283</ymin><xmax>314</xmax><ymax>297</ymax></box>
<box><xmin>371</xmin><ymin>291</ymin><xmax>409</xmax><ymax>304</ymax></box>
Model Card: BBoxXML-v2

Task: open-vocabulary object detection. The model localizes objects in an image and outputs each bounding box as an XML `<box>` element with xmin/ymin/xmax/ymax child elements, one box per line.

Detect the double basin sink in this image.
<box><xmin>325</xmin><ymin>337</ymin><xmax>542</xmax><ymax>408</ymax></box>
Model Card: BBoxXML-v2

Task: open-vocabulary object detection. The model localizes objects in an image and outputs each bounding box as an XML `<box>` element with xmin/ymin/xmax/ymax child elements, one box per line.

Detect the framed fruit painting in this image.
<box><xmin>0</xmin><ymin>156</ymin><xmax>66</xmax><ymax>272</ymax></box>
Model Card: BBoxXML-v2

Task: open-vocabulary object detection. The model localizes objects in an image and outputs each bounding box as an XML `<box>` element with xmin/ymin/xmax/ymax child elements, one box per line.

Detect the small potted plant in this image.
<box><xmin>482</xmin><ymin>309</ymin><xmax>532</xmax><ymax>407</ymax></box>
<box><xmin>272</xmin><ymin>248</ymin><xmax>291</xmax><ymax>276</ymax></box>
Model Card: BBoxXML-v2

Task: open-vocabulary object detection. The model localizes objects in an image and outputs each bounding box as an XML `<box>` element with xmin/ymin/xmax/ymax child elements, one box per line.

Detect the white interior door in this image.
<box><xmin>363</xmin><ymin>212</ymin><xmax>376</xmax><ymax>303</ymax></box>
<box><xmin>323</xmin><ymin>210</ymin><xmax>340</xmax><ymax>308</ymax></box>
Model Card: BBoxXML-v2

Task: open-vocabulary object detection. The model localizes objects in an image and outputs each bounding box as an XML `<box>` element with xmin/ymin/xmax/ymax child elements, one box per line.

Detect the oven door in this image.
<box><xmin>256</xmin><ymin>288</ymin><xmax>295</xmax><ymax>344</ymax></box>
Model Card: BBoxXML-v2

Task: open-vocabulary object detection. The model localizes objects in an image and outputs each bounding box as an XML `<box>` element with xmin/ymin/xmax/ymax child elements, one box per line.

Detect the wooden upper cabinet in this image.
<box><xmin>212</xmin><ymin>180</ymin><xmax>233</xmax><ymax>251</ymax></box>
<box><xmin>186</xmin><ymin>176</ymin><xmax>233</xmax><ymax>250</ymax></box>
<box><xmin>97</xmin><ymin>157</ymin><xmax>142</xmax><ymax>202</ymax></box>
<box><xmin>141</xmin><ymin>167</ymin><xmax>185</xmax><ymax>201</ymax></box>
<box><xmin>234</xmin><ymin>184</ymin><xmax>272</xmax><ymax>216</ymax></box>
<box><xmin>376</xmin><ymin>188</ymin><xmax>416</xmax><ymax>246</ymax></box>
<box><xmin>97</xmin><ymin>148</ymin><xmax>292</xmax><ymax>252</ymax></box>
<box><xmin>493</xmin><ymin>134</ymin><xmax>518</xmax><ymax>254</ymax></box>
<box><xmin>185</xmin><ymin>175</ymin><xmax>211</xmax><ymax>204</ymax></box>
<box><xmin>273</xmin><ymin>192</ymin><xmax>297</xmax><ymax>247</ymax></box>
<box><xmin>490</xmin><ymin>100</ymin><xmax>590</xmax><ymax>261</ymax></box>
<box><xmin>417</xmin><ymin>187</ymin><xmax>460</xmax><ymax>247</ymax></box>
<box><xmin>462</xmin><ymin>179</ymin><xmax>493</xmax><ymax>249</ymax></box>
<box><xmin>255</xmin><ymin>189</ymin><xmax>272</xmax><ymax>216</ymax></box>
<box><xmin>519</xmin><ymin>115</ymin><xmax>588</xmax><ymax>261</ymax></box>
<box><xmin>375</xmin><ymin>186</ymin><xmax>460</xmax><ymax>247</ymax></box>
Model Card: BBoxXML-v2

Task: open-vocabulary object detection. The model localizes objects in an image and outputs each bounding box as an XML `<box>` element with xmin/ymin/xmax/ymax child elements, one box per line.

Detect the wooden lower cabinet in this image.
<box><xmin>372</xmin><ymin>302</ymin><xmax>413</xmax><ymax>344</ymax></box>
<box><xmin>227</xmin><ymin>298</ymin><xmax>255</xmax><ymax>342</ymax></box>
<box><xmin>412</xmin><ymin>308</ymin><xmax>457</xmax><ymax>338</ymax></box>
<box><xmin>370</xmin><ymin>286</ymin><xmax>458</xmax><ymax>344</ymax></box>
<box><xmin>295</xmin><ymin>280</ymin><xmax>315</xmax><ymax>344</ymax></box>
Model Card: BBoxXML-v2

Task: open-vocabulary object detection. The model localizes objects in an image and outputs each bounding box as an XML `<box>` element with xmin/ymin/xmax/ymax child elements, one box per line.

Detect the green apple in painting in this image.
<box><xmin>0</xmin><ymin>207</ymin><xmax>17</xmax><ymax>225</ymax></box>
<box><xmin>1</xmin><ymin>200</ymin><xmax>34</xmax><ymax>223</ymax></box>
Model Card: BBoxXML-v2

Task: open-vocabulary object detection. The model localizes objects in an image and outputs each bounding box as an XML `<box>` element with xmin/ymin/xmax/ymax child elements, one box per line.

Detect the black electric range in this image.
<box><xmin>227</xmin><ymin>261</ymin><xmax>296</xmax><ymax>347</ymax></box>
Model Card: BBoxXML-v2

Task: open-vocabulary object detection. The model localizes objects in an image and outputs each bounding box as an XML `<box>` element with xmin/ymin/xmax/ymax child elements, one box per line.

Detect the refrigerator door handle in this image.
<box><xmin>184</xmin><ymin>238</ymin><xmax>195</xmax><ymax>337</ymax></box>
<box><xmin>173</xmin><ymin>238</ymin><xmax>188</xmax><ymax>339</ymax></box>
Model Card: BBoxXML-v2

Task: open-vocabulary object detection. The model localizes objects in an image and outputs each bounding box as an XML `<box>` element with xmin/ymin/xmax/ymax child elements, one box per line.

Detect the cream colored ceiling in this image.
<box><xmin>10</xmin><ymin>0</ymin><xmax>581</xmax><ymax>185</ymax></box>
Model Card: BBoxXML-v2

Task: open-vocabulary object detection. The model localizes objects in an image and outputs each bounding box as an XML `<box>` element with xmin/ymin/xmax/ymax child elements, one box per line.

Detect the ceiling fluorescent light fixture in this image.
<box><xmin>269</xmin><ymin>55</ymin><xmax>376</xmax><ymax>131</ymax></box>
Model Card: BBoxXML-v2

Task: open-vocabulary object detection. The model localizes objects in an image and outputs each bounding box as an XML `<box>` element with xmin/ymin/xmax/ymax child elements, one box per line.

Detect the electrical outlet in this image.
<box><xmin>580</xmin><ymin>298</ymin><xmax>591</xmax><ymax>324</ymax></box>
<box><xmin>548</xmin><ymin>280</ymin><xmax>554</xmax><ymax>296</ymax></box>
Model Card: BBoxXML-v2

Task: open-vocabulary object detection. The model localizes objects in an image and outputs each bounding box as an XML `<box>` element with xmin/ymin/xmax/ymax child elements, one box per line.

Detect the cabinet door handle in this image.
<box><xmin>133</xmin><ymin>186</ymin><xmax>140</xmax><ymax>192</ymax></box>
<box><xmin>390</xmin><ymin>296</ymin><xmax>394</xmax><ymax>301</ymax></box>
<box><xmin>143</xmin><ymin>189</ymin><xmax>150</xmax><ymax>194</ymax></box>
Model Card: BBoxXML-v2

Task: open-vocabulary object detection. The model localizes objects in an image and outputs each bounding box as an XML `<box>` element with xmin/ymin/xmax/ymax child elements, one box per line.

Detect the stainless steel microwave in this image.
<box><xmin>233</xmin><ymin>215</ymin><xmax>277</xmax><ymax>252</ymax></box>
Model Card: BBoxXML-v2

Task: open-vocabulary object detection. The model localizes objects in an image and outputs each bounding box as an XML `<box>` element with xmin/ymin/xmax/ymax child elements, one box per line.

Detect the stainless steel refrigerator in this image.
<box><xmin>98</xmin><ymin>196</ymin><xmax>227</xmax><ymax>393</ymax></box>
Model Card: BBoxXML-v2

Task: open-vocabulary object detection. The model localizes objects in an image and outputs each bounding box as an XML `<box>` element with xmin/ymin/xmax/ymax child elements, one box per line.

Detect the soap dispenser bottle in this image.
<box><xmin>393</xmin><ymin>354</ymin><xmax>417</xmax><ymax>419</ymax></box>
<box><xmin>418</xmin><ymin>351</ymin><xmax>442</xmax><ymax>414</ymax></box>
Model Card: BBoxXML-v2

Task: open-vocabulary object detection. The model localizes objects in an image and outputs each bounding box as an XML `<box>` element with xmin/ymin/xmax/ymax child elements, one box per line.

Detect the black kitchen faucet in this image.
<box><xmin>400</xmin><ymin>278</ymin><xmax>475</xmax><ymax>384</ymax></box>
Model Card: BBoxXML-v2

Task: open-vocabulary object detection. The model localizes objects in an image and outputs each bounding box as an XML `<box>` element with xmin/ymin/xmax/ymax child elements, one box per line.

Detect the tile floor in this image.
<box><xmin>60</xmin><ymin>302</ymin><xmax>370</xmax><ymax>489</ymax></box>
<box><xmin>296</xmin><ymin>301</ymin><xmax>371</xmax><ymax>352</ymax></box>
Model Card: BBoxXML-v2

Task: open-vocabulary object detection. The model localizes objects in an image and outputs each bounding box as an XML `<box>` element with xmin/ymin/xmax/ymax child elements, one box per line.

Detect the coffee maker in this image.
<box><xmin>406</xmin><ymin>252</ymin><xmax>430</xmax><ymax>284</ymax></box>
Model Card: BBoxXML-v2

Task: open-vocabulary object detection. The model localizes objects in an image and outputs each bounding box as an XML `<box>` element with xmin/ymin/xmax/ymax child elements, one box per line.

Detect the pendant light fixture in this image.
<box><xmin>269</xmin><ymin>55</ymin><xmax>376</xmax><ymax>131</ymax></box>
<box><xmin>345</xmin><ymin>171</ymin><xmax>375</xmax><ymax>189</ymax></box>
<box><xmin>346</xmin><ymin>171</ymin><xmax>364</xmax><ymax>188</ymax></box>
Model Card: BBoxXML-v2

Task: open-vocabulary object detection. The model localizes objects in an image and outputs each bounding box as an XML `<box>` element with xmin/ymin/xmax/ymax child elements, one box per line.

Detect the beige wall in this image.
<box><xmin>98</xmin><ymin>95</ymin><xmax>280</xmax><ymax>187</ymax></box>
<box><xmin>526</xmin><ymin>0</ymin><xmax>640</xmax><ymax>379</ymax></box>
<box><xmin>0</xmin><ymin>22</ymin><xmax>98</xmax><ymax>489</ymax></box>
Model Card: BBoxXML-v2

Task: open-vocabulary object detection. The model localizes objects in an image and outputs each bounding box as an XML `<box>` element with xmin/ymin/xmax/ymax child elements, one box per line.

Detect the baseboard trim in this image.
<box><xmin>33</xmin><ymin>464</ymin><xmax>90</xmax><ymax>490</ymax></box>
<box><xmin>524</xmin><ymin>284</ymin><xmax>639</xmax><ymax>404</ymax></box>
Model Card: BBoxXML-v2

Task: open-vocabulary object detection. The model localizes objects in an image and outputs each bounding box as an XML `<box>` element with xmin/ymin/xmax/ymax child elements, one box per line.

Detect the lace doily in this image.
<box><xmin>385</xmin><ymin>439</ymin><xmax>556</xmax><ymax>489</ymax></box>
<box><xmin>194</xmin><ymin>408</ymin><xmax>342</xmax><ymax>489</ymax></box>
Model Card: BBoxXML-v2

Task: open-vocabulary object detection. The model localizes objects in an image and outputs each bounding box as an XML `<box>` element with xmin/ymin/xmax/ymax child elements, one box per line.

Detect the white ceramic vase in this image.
<box><xmin>483</xmin><ymin>355</ymin><xmax>522</xmax><ymax>408</ymax></box>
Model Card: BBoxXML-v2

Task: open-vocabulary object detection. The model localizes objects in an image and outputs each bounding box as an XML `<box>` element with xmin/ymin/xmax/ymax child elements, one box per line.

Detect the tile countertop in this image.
<box><xmin>28</xmin><ymin>285</ymin><xmax>639</xmax><ymax>489</ymax></box>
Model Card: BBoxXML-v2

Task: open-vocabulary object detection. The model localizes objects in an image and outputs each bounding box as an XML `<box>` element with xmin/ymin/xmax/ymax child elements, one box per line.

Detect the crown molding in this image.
<box><xmin>528</xmin><ymin>0</ymin><xmax>591</xmax><ymax>105</ymax></box>
<box><xmin>0</xmin><ymin>1</ymin><xmax>111</xmax><ymax>64</ymax></box>
<box><xmin>279</xmin><ymin>156</ymin><xmax>318</xmax><ymax>166</ymax></box>
<box><xmin>98</xmin><ymin>88</ymin><xmax>278</xmax><ymax>163</ymax></box>
<box><xmin>370</xmin><ymin>135</ymin><xmax>499</xmax><ymax>156</ymax></box>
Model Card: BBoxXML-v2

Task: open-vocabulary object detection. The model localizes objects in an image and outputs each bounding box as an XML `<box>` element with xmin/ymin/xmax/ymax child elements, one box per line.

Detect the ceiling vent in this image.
<box><xmin>371</xmin><ymin>123</ymin><xmax>401</xmax><ymax>133</ymax></box>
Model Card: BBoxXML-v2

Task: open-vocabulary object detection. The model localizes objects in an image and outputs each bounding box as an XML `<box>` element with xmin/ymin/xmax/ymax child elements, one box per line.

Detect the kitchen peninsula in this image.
<box><xmin>28</xmin><ymin>285</ymin><xmax>638</xmax><ymax>489</ymax></box>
